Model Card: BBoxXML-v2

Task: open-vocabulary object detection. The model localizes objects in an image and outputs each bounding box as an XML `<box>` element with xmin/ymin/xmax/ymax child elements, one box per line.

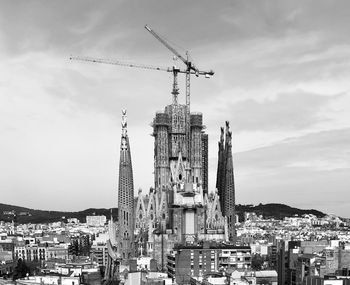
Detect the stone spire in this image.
<box><xmin>224</xmin><ymin>121</ymin><xmax>236</xmax><ymax>242</ymax></box>
<box><xmin>216</xmin><ymin>126</ymin><xmax>225</xmax><ymax>214</ymax></box>
<box><xmin>117</xmin><ymin>109</ymin><xmax>135</xmax><ymax>260</ymax></box>
<box><xmin>216</xmin><ymin>121</ymin><xmax>236</xmax><ymax>242</ymax></box>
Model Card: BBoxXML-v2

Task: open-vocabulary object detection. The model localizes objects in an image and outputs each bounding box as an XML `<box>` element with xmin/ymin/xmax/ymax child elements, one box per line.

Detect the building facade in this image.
<box><xmin>167</xmin><ymin>243</ymin><xmax>251</xmax><ymax>285</ymax></box>
<box><xmin>86</xmin><ymin>216</ymin><xmax>106</xmax><ymax>227</ymax></box>
<box><xmin>152</xmin><ymin>108</ymin><xmax>207</xmax><ymax>191</ymax></box>
<box><xmin>132</xmin><ymin>82</ymin><xmax>231</xmax><ymax>271</ymax></box>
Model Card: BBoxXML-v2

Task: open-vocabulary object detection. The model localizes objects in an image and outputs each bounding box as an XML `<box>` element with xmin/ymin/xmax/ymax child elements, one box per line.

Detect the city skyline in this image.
<box><xmin>0</xmin><ymin>1</ymin><xmax>349</xmax><ymax>217</ymax></box>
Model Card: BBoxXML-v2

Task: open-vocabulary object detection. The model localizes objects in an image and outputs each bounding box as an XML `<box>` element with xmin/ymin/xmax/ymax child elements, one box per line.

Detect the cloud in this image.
<box><xmin>233</xmin><ymin>128</ymin><xmax>350</xmax><ymax>217</ymax></box>
<box><xmin>223</xmin><ymin>90</ymin><xmax>343</xmax><ymax>131</ymax></box>
<box><xmin>236</xmin><ymin>128</ymin><xmax>350</xmax><ymax>171</ymax></box>
<box><xmin>2</xmin><ymin>0</ymin><xmax>350</xmax><ymax>57</ymax></box>
<box><xmin>1</xmin><ymin>1</ymin><xmax>350</xmax><ymax>215</ymax></box>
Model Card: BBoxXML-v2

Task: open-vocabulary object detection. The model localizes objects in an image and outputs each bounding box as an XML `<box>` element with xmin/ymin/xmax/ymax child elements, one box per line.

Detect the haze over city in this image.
<box><xmin>0</xmin><ymin>1</ymin><xmax>349</xmax><ymax>217</ymax></box>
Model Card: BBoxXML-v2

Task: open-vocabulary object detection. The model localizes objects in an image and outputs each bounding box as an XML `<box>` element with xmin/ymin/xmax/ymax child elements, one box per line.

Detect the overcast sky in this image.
<box><xmin>1</xmin><ymin>1</ymin><xmax>349</xmax><ymax>217</ymax></box>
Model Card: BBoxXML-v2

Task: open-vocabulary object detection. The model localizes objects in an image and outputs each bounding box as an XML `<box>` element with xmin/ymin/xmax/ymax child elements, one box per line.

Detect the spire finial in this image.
<box><xmin>121</xmin><ymin>109</ymin><xmax>127</xmax><ymax>138</ymax></box>
<box><xmin>225</xmin><ymin>121</ymin><xmax>230</xmax><ymax>145</ymax></box>
<box><xmin>220</xmin><ymin>126</ymin><xmax>224</xmax><ymax>143</ymax></box>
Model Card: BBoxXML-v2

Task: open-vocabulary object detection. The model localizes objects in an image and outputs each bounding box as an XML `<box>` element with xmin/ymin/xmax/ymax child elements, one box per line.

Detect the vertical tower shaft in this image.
<box><xmin>153</xmin><ymin>113</ymin><xmax>170</xmax><ymax>189</ymax></box>
<box><xmin>216</xmin><ymin>127</ymin><xmax>225</xmax><ymax>214</ymax></box>
<box><xmin>224</xmin><ymin>122</ymin><xmax>236</xmax><ymax>242</ymax></box>
<box><xmin>216</xmin><ymin>122</ymin><xmax>236</xmax><ymax>242</ymax></box>
<box><xmin>118</xmin><ymin>109</ymin><xmax>135</xmax><ymax>260</ymax></box>
<box><xmin>152</xmin><ymin>86</ymin><xmax>208</xmax><ymax>236</ymax></box>
<box><xmin>190</xmin><ymin>113</ymin><xmax>204</xmax><ymax>184</ymax></box>
<box><xmin>201</xmin><ymin>133</ymin><xmax>209</xmax><ymax>195</ymax></box>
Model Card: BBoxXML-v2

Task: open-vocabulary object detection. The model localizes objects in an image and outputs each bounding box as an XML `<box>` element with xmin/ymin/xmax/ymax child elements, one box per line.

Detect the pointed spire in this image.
<box><xmin>120</xmin><ymin>109</ymin><xmax>129</xmax><ymax>156</ymax></box>
<box><xmin>225</xmin><ymin>121</ymin><xmax>230</xmax><ymax>146</ymax></box>
<box><xmin>118</xmin><ymin>108</ymin><xmax>135</xmax><ymax>260</ymax></box>
<box><xmin>216</xmin><ymin>121</ymin><xmax>236</xmax><ymax>243</ymax></box>
<box><xmin>216</xmin><ymin>126</ymin><xmax>226</xmax><ymax>211</ymax></box>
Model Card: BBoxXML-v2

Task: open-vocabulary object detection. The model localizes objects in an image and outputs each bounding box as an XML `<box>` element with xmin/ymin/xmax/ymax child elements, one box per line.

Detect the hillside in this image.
<box><xmin>0</xmin><ymin>203</ymin><xmax>118</xmax><ymax>224</ymax></box>
<box><xmin>0</xmin><ymin>202</ymin><xmax>325</xmax><ymax>224</ymax></box>
<box><xmin>236</xmin><ymin>203</ymin><xmax>325</xmax><ymax>221</ymax></box>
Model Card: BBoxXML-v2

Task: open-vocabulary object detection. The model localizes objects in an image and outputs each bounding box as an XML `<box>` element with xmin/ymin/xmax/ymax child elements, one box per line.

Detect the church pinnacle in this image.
<box><xmin>117</xmin><ymin>109</ymin><xmax>135</xmax><ymax>260</ymax></box>
<box><xmin>216</xmin><ymin>121</ymin><xmax>236</xmax><ymax>242</ymax></box>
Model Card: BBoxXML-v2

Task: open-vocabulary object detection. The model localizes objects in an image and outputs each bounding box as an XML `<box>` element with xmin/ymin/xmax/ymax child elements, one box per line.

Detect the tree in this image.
<box><xmin>12</xmin><ymin>258</ymin><xmax>29</xmax><ymax>280</ymax></box>
<box><xmin>251</xmin><ymin>254</ymin><xmax>264</xmax><ymax>271</ymax></box>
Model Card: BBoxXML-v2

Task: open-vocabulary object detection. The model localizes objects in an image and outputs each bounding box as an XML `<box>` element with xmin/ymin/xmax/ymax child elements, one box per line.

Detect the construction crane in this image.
<box><xmin>71</xmin><ymin>25</ymin><xmax>214</xmax><ymax>147</ymax></box>
<box><xmin>144</xmin><ymin>24</ymin><xmax>214</xmax><ymax>162</ymax></box>
<box><xmin>69</xmin><ymin>55</ymin><xmax>211</xmax><ymax>76</ymax></box>
<box><xmin>71</xmin><ymin>26</ymin><xmax>214</xmax><ymax>107</ymax></box>
<box><xmin>71</xmin><ymin>55</ymin><xmax>177</xmax><ymax>73</ymax></box>
<box><xmin>144</xmin><ymin>24</ymin><xmax>214</xmax><ymax>114</ymax></box>
<box><xmin>69</xmin><ymin>55</ymin><xmax>208</xmax><ymax>104</ymax></box>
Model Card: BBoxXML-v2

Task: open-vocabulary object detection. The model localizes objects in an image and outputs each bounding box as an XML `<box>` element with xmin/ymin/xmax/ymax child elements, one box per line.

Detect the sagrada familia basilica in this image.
<box><xmin>103</xmin><ymin>70</ymin><xmax>237</xmax><ymax>276</ymax></box>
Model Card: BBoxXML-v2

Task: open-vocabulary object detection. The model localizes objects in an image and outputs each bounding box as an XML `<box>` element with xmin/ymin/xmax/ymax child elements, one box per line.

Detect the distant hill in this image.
<box><xmin>0</xmin><ymin>202</ymin><xmax>325</xmax><ymax>224</ymax></box>
<box><xmin>236</xmin><ymin>203</ymin><xmax>325</xmax><ymax>221</ymax></box>
<box><xmin>0</xmin><ymin>203</ymin><xmax>118</xmax><ymax>224</ymax></box>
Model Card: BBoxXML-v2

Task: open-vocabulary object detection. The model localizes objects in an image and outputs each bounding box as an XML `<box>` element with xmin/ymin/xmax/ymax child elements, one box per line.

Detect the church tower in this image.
<box><xmin>216</xmin><ymin>121</ymin><xmax>236</xmax><ymax>242</ymax></box>
<box><xmin>152</xmin><ymin>75</ymin><xmax>207</xmax><ymax>193</ymax></box>
<box><xmin>117</xmin><ymin>109</ymin><xmax>135</xmax><ymax>260</ymax></box>
<box><xmin>151</xmin><ymin>73</ymin><xmax>208</xmax><ymax>240</ymax></box>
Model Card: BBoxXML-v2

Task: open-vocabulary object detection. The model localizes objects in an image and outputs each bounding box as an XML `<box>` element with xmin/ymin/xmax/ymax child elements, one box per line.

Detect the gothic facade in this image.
<box><xmin>134</xmin><ymin>187</ymin><xmax>228</xmax><ymax>252</ymax></box>
<box><xmin>152</xmin><ymin>75</ymin><xmax>208</xmax><ymax>192</ymax></box>
<box><xmin>132</xmin><ymin>81</ymin><xmax>231</xmax><ymax>266</ymax></box>
<box><xmin>111</xmin><ymin>81</ymin><xmax>237</xmax><ymax>272</ymax></box>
